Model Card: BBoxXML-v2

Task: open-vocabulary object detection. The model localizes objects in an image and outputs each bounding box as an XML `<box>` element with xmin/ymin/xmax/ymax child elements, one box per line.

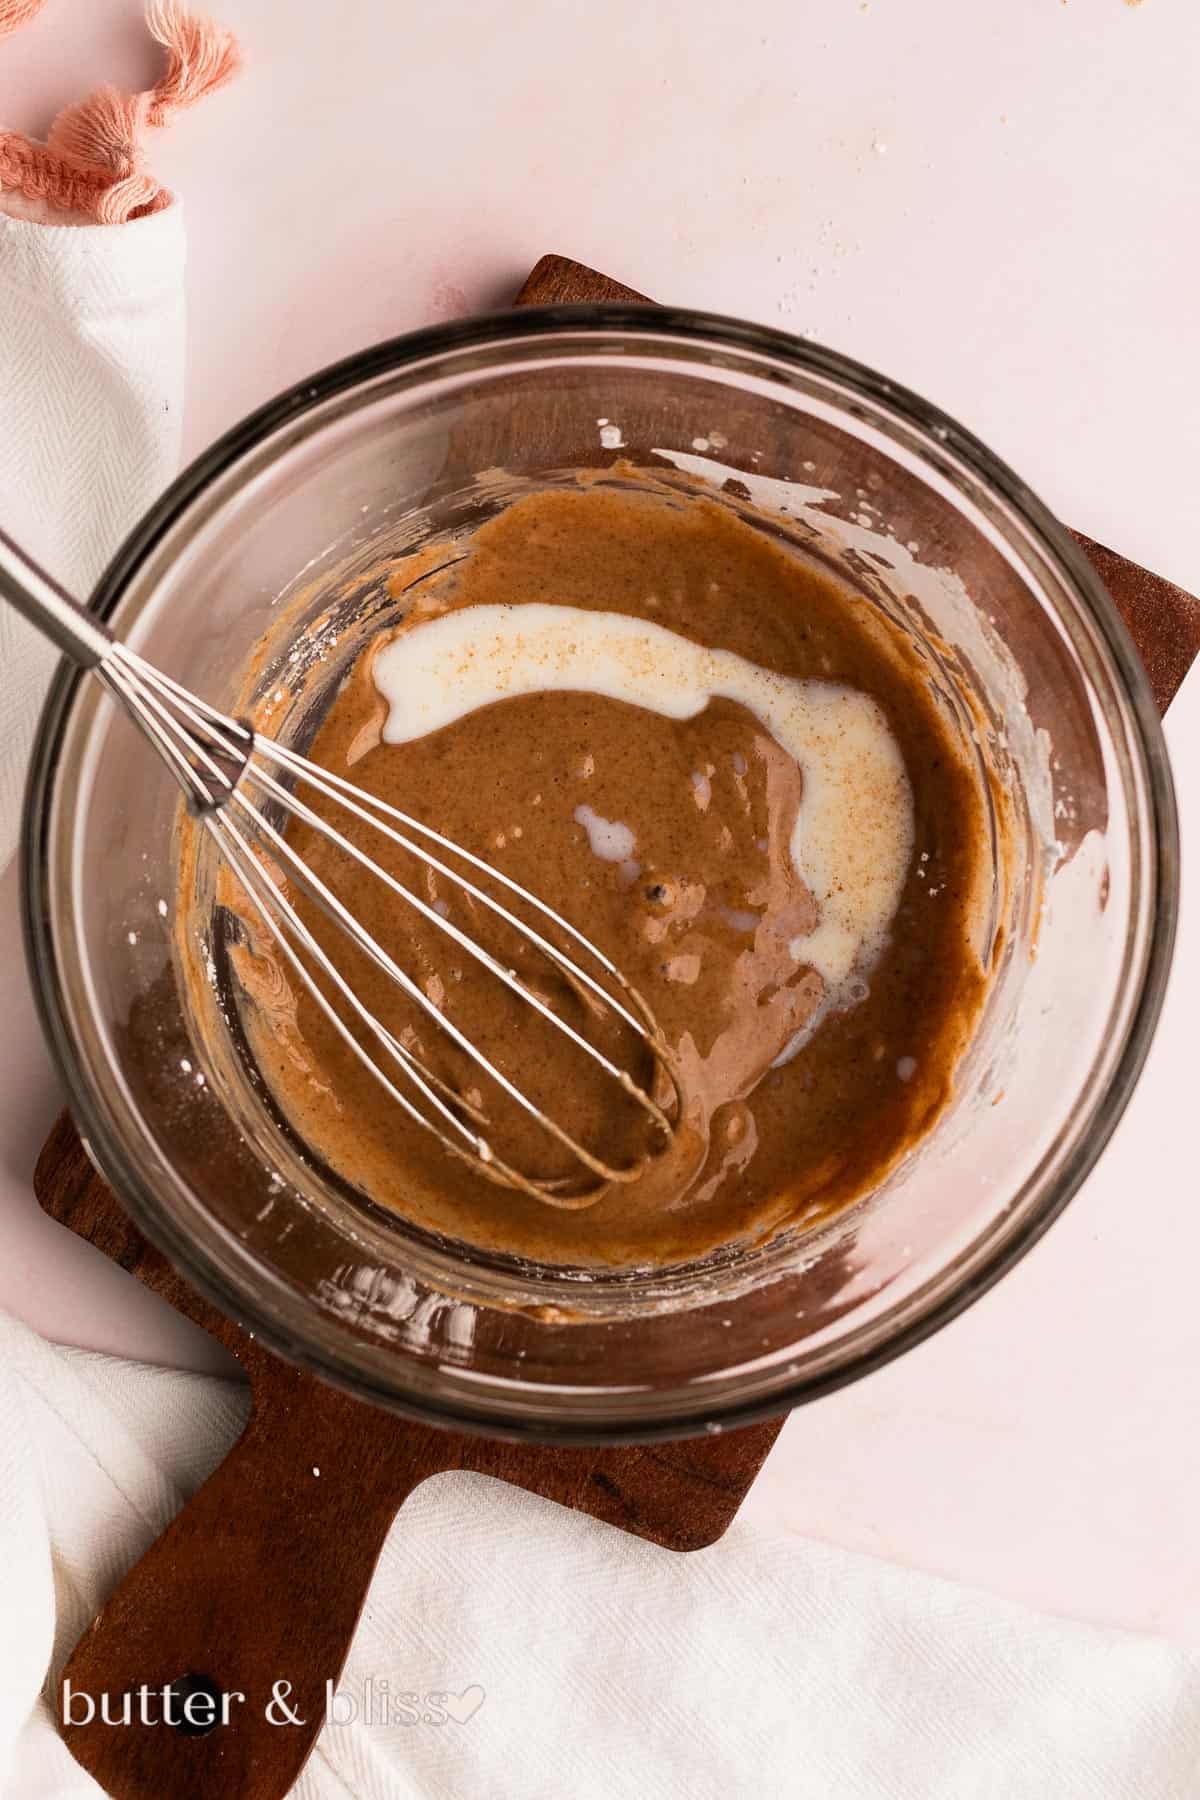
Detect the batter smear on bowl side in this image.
<box><xmin>239</xmin><ymin>484</ymin><xmax>991</xmax><ymax>1269</ymax></box>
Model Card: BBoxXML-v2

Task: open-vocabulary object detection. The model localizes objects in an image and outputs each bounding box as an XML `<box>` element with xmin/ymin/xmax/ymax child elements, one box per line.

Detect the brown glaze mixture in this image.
<box><xmin>237</xmin><ymin>485</ymin><xmax>989</xmax><ymax>1269</ymax></box>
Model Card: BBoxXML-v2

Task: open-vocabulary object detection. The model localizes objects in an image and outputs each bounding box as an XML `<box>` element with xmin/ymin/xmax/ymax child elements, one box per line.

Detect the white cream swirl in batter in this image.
<box><xmin>372</xmin><ymin>603</ymin><xmax>914</xmax><ymax>1007</ymax></box>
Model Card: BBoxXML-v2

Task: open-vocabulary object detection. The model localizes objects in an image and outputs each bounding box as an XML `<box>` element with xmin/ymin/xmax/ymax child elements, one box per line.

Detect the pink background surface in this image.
<box><xmin>1</xmin><ymin>0</ymin><xmax>1198</xmax><ymax>1645</ymax></box>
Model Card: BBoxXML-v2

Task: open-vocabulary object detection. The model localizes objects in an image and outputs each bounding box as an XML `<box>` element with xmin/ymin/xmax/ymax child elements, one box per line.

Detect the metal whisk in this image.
<box><xmin>1</xmin><ymin>528</ymin><xmax>678</xmax><ymax>1209</ymax></box>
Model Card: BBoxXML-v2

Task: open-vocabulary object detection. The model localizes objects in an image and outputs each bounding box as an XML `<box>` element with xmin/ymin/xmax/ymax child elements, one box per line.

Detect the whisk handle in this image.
<box><xmin>0</xmin><ymin>525</ymin><xmax>115</xmax><ymax>668</ymax></box>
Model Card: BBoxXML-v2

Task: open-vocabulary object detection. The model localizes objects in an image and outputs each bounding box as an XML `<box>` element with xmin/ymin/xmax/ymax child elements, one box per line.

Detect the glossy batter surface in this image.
<box><xmin>243</xmin><ymin>485</ymin><xmax>989</xmax><ymax>1268</ymax></box>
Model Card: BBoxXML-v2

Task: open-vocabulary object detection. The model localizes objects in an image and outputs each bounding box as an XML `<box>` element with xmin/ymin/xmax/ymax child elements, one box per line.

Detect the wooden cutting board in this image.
<box><xmin>40</xmin><ymin>254</ymin><xmax>1200</xmax><ymax>1800</ymax></box>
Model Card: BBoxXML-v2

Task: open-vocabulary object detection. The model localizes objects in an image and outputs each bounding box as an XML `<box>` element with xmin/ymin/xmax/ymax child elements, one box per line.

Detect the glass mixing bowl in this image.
<box><xmin>22</xmin><ymin>308</ymin><xmax>1178</xmax><ymax>1441</ymax></box>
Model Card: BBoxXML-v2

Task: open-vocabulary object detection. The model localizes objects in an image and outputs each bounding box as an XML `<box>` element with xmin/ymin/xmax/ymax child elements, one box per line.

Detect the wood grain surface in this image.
<box><xmin>40</xmin><ymin>253</ymin><xmax>1198</xmax><ymax>1800</ymax></box>
<box><xmin>513</xmin><ymin>252</ymin><xmax>650</xmax><ymax>306</ymax></box>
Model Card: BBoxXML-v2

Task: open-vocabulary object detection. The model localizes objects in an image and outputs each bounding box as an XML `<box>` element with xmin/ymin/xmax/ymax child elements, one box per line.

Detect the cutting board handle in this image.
<box><xmin>59</xmin><ymin>1363</ymin><xmax>451</xmax><ymax>1799</ymax></box>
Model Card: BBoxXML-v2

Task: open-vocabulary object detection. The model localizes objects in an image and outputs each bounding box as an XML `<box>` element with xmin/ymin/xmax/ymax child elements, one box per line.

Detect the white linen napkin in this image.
<box><xmin>4</xmin><ymin>192</ymin><xmax>1200</xmax><ymax>1800</ymax></box>
<box><xmin>2</xmin><ymin>1306</ymin><xmax>1200</xmax><ymax>1800</ymax></box>
<box><xmin>0</xmin><ymin>203</ymin><xmax>185</xmax><ymax>867</ymax></box>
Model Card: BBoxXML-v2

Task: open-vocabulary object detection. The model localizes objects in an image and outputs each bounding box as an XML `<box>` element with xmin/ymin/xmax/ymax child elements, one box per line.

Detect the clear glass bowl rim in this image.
<box><xmin>20</xmin><ymin>303</ymin><xmax>1180</xmax><ymax>1443</ymax></box>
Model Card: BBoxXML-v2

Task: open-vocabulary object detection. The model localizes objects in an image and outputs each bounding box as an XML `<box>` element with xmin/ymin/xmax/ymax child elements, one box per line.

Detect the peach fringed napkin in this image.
<box><xmin>0</xmin><ymin>0</ymin><xmax>45</xmax><ymax>38</ymax></box>
<box><xmin>0</xmin><ymin>2</ymin><xmax>239</xmax><ymax>866</ymax></box>
<box><xmin>0</xmin><ymin>0</ymin><xmax>238</xmax><ymax>223</ymax></box>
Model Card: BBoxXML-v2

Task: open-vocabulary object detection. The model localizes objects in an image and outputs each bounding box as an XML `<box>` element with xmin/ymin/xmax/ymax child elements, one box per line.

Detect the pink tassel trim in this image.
<box><xmin>0</xmin><ymin>0</ymin><xmax>47</xmax><ymax>38</ymax></box>
<box><xmin>0</xmin><ymin>1</ymin><xmax>240</xmax><ymax>222</ymax></box>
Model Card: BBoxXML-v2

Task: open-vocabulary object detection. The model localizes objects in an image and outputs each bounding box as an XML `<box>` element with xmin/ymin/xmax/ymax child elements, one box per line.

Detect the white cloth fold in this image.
<box><xmin>3</xmin><ymin>198</ymin><xmax>1200</xmax><ymax>1800</ymax></box>
<box><xmin>2</xmin><ymin>1306</ymin><xmax>1200</xmax><ymax>1800</ymax></box>
<box><xmin>0</xmin><ymin>204</ymin><xmax>185</xmax><ymax>867</ymax></box>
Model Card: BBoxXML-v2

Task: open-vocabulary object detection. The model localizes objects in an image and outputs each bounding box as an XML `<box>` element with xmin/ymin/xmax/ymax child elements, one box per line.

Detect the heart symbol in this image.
<box><xmin>441</xmin><ymin>1685</ymin><xmax>485</xmax><ymax>1723</ymax></box>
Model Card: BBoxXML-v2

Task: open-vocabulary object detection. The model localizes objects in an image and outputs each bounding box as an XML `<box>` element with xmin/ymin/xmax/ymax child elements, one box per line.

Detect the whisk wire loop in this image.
<box><xmin>95</xmin><ymin>641</ymin><xmax>678</xmax><ymax>1206</ymax></box>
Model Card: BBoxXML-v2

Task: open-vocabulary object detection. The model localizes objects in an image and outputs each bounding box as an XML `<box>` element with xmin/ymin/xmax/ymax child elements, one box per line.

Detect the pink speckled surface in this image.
<box><xmin>1</xmin><ymin>0</ymin><xmax>1198</xmax><ymax>1646</ymax></box>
